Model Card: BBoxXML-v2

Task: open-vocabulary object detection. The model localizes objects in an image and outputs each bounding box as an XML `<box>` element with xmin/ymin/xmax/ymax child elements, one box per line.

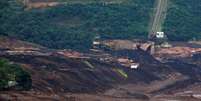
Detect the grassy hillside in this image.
<box><xmin>163</xmin><ymin>0</ymin><xmax>201</xmax><ymax>41</ymax></box>
<box><xmin>1</xmin><ymin>0</ymin><xmax>155</xmax><ymax>50</ymax></box>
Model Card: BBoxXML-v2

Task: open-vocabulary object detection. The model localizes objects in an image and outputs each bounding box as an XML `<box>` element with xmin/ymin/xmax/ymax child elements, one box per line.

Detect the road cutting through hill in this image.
<box><xmin>149</xmin><ymin>0</ymin><xmax>168</xmax><ymax>38</ymax></box>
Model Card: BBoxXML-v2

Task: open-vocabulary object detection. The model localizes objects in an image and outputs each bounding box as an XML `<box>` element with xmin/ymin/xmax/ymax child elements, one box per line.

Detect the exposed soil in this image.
<box><xmin>1</xmin><ymin>38</ymin><xmax>201</xmax><ymax>101</ymax></box>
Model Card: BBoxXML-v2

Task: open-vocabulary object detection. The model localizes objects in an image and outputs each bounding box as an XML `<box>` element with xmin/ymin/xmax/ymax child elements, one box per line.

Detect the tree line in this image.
<box><xmin>0</xmin><ymin>0</ymin><xmax>154</xmax><ymax>51</ymax></box>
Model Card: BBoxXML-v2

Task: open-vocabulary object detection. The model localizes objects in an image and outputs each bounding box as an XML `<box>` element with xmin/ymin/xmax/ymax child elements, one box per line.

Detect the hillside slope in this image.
<box><xmin>1</xmin><ymin>38</ymin><xmax>201</xmax><ymax>100</ymax></box>
<box><xmin>0</xmin><ymin>36</ymin><xmax>45</xmax><ymax>50</ymax></box>
<box><xmin>2</xmin><ymin>0</ymin><xmax>155</xmax><ymax>50</ymax></box>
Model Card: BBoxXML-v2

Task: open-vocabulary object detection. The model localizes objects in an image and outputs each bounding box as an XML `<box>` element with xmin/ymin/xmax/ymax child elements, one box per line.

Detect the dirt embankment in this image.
<box><xmin>0</xmin><ymin>36</ymin><xmax>45</xmax><ymax>50</ymax></box>
<box><xmin>155</xmin><ymin>47</ymin><xmax>201</xmax><ymax>58</ymax></box>
<box><xmin>155</xmin><ymin>42</ymin><xmax>201</xmax><ymax>59</ymax></box>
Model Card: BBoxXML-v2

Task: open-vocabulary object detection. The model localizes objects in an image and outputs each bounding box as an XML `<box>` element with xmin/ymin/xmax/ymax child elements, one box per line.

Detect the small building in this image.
<box><xmin>130</xmin><ymin>63</ymin><xmax>139</xmax><ymax>69</ymax></box>
<box><xmin>156</xmin><ymin>32</ymin><xmax>165</xmax><ymax>38</ymax></box>
<box><xmin>93</xmin><ymin>41</ymin><xmax>100</xmax><ymax>45</ymax></box>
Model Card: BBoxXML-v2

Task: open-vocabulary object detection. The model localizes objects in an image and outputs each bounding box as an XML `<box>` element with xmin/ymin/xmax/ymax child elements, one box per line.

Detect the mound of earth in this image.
<box><xmin>0</xmin><ymin>36</ymin><xmax>45</xmax><ymax>50</ymax></box>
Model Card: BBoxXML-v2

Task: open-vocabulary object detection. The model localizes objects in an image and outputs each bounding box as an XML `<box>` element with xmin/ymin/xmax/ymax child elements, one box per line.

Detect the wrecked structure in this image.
<box><xmin>94</xmin><ymin>40</ymin><xmax>156</xmax><ymax>55</ymax></box>
<box><xmin>117</xmin><ymin>58</ymin><xmax>139</xmax><ymax>69</ymax></box>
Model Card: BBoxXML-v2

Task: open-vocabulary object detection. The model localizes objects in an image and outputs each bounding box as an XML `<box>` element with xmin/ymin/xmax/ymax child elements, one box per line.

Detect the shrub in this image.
<box><xmin>0</xmin><ymin>59</ymin><xmax>32</xmax><ymax>90</ymax></box>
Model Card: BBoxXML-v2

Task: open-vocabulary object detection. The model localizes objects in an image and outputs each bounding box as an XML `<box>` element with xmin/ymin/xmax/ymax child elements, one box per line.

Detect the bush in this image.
<box><xmin>0</xmin><ymin>59</ymin><xmax>32</xmax><ymax>90</ymax></box>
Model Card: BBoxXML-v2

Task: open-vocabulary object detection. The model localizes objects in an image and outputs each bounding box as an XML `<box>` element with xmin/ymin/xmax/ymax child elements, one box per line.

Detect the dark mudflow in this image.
<box><xmin>1</xmin><ymin>48</ymin><xmax>201</xmax><ymax>94</ymax></box>
<box><xmin>0</xmin><ymin>53</ymin><xmax>160</xmax><ymax>93</ymax></box>
<box><xmin>112</xmin><ymin>49</ymin><xmax>201</xmax><ymax>93</ymax></box>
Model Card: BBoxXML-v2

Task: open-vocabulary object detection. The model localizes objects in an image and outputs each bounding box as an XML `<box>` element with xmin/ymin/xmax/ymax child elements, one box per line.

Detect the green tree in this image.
<box><xmin>0</xmin><ymin>59</ymin><xmax>32</xmax><ymax>90</ymax></box>
<box><xmin>164</xmin><ymin>0</ymin><xmax>201</xmax><ymax>41</ymax></box>
<box><xmin>1</xmin><ymin>0</ymin><xmax>154</xmax><ymax>51</ymax></box>
<box><xmin>0</xmin><ymin>0</ymin><xmax>23</xmax><ymax>35</ymax></box>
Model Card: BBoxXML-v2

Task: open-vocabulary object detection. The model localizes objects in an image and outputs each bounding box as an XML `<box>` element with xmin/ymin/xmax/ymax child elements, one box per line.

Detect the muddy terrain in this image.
<box><xmin>0</xmin><ymin>38</ymin><xmax>201</xmax><ymax>101</ymax></box>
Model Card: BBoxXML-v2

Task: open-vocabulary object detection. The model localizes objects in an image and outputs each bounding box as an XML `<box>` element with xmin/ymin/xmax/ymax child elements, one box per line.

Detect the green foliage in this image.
<box><xmin>0</xmin><ymin>0</ymin><xmax>9</xmax><ymax>9</ymax></box>
<box><xmin>0</xmin><ymin>59</ymin><xmax>32</xmax><ymax>90</ymax></box>
<box><xmin>163</xmin><ymin>0</ymin><xmax>201</xmax><ymax>41</ymax></box>
<box><xmin>0</xmin><ymin>0</ymin><xmax>23</xmax><ymax>35</ymax></box>
<box><xmin>0</xmin><ymin>0</ymin><xmax>10</xmax><ymax>35</ymax></box>
<box><xmin>1</xmin><ymin>0</ymin><xmax>154</xmax><ymax>50</ymax></box>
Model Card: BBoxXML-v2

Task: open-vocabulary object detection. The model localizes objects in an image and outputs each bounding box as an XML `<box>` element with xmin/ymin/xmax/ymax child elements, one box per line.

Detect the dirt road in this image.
<box><xmin>149</xmin><ymin>0</ymin><xmax>168</xmax><ymax>38</ymax></box>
